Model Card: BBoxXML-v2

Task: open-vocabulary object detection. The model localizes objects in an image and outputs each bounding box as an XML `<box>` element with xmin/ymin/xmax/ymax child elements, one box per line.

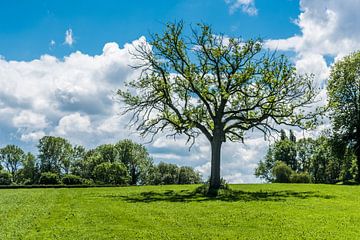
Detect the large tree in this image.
<box><xmin>0</xmin><ymin>144</ymin><xmax>25</xmax><ymax>182</ymax></box>
<box><xmin>115</xmin><ymin>139</ymin><xmax>153</xmax><ymax>185</ymax></box>
<box><xmin>327</xmin><ymin>51</ymin><xmax>360</xmax><ymax>181</ymax></box>
<box><xmin>38</xmin><ymin>136</ymin><xmax>73</xmax><ymax>174</ymax></box>
<box><xmin>118</xmin><ymin>22</ymin><xmax>318</xmax><ymax>193</ymax></box>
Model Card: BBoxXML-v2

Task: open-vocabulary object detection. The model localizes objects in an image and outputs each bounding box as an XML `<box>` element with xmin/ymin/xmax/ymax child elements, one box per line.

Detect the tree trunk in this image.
<box><xmin>208</xmin><ymin>135</ymin><xmax>222</xmax><ymax>195</ymax></box>
<box><xmin>131</xmin><ymin>166</ymin><xmax>137</xmax><ymax>185</ymax></box>
<box><xmin>356</xmin><ymin>142</ymin><xmax>360</xmax><ymax>183</ymax></box>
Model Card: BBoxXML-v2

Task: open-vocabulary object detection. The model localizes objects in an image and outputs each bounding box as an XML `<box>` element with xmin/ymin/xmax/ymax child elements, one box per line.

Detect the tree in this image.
<box><xmin>272</xmin><ymin>161</ymin><xmax>293</xmax><ymax>183</ymax></box>
<box><xmin>0</xmin><ymin>145</ymin><xmax>25</xmax><ymax>182</ymax></box>
<box><xmin>118</xmin><ymin>22</ymin><xmax>319</xmax><ymax>192</ymax></box>
<box><xmin>92</xmin><ymin>162</ymin><xmax>129</xmax><ymax>185</ymax></box>
<box><xmin>273</xmin><ymin>137</ymin><xmax>297</xmax><ymax>171</ymax></box>
<box><xmin>18</xmin><ymin>152</ymin><xmax>38</xmax><ymax>184</ymax></box>
<box><xmin>38</xmin><ymin>136</ymin><xmax>73</xmax><ymax>174</ymax></box>
<box><xmin>327</xmin><ymin>51</ymin><xmax>360</xmax><ymax>182</ymax></box>
<box><xmin>178</xmin><ymin>166</ymin><xmax>202</xmax><ymax>184</ymax></box>
<box><xmin>115</xmin><ymin>139</ymin><xmax>153</xmax><ymax>185</ymax></box>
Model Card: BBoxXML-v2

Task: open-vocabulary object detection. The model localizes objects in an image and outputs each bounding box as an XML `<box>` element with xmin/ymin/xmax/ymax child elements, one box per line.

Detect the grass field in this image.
<box><xmin>1</xmin><ymin>184</ymin><xmax>360</xmax><ymax>239</ymax></box>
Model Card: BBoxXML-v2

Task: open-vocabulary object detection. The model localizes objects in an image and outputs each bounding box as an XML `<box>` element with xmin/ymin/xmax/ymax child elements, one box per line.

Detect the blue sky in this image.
<box><xmin>0</xmin><ymin>0</ymin><xmax>359</xmax><ymax>183</ymax></box>
<box><xmin>0</xmin><ymin>0</ymin><xmax>300</xmax><ymax>60</ymax></box>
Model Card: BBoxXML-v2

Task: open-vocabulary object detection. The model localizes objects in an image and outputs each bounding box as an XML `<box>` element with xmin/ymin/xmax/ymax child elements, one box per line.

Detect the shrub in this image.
<box><xmin>290</xmin><ymin>172</ymin><xmax>311</xmax><ymax>183</ymax></box>
<box><xmin>0</xmin><ymin>171</ymin><xmax>12</xmax><ymax>185</ymax></box>
<box><xmin>62</xmin><ymin>174</ymin><xmax>83</xmax><ymax>185</ymax></box>
<box><xmin>39</xmin><ymin>172</ymin><xmax>60</xmax><ymax>184</ymax></box>
<box><xmin>82</xmin><ymin>179</ymin><xmax>94</xmax><ymax>185</ymax></box>
<box><xmin>272</xmin><ymin>161</ymin><xmax>293</xmax><ymax>183</ymax></box>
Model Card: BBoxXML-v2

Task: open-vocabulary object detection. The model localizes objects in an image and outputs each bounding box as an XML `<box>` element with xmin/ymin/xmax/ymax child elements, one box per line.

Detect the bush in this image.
<box><xmin>0</xmin><ymin>171</ymin><xmax>12</xmax><ymax>185</ymax></box>
<box><xmin>39</xmin><ymin>172</ymin><xmax>60</xmax><ymax>184</ymax></box>
<box><xmin>82</xmin><ymin>179</ymin><xmax>94</xmax><ymax>185</ymax></box>
<box><xmin>290</xmin><ymin>172</ymin><xmax>311</xmax><ymax>183</ymax></box>
<box><xmin>62</xmin><ymin>174</ymin><xmax>83</xmax><ymax>185</ymax></box>
<box><xmin>272</xmin><ymin>161</ymin><xmax>293</xmax><ymax>183</ymax></box>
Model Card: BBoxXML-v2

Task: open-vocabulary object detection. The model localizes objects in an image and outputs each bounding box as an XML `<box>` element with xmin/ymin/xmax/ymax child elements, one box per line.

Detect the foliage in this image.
<box><xmin>92</xmin><ymin>162</ymin><xmax>129</xmax><ymax>185</ymax></box>
<box><xmin>115</xmin><ymin>139</ymin><xmax>153</xmax><ymax>185</ymax></box>
<box><xmin>255</xmin><ymin>130</ymin><xmax>355</xmax><ymax>184</ymax></box>
<box><xmin>178</xmin><ymin>166</ymin><xmax>202</xmax><ymax>184</ymax></box>
<box><xmin>61</xmin><ymin>174</ymin><xmax>83</xmax><ymax>185</ymax></box>
<box><xmin>118</xmin><ymin>22</ymin><xmax>319</xmax><ymax>191</ymax></box>
<box><xmin>38</xmin><ymin>136</ymin><xmax>73</xmax><ymax>174</ymax></box>
<box><xmin>272</xmin><ymin>161</ymin><xmax>293</xmax><ymax>183</ymax></box>
<box><xmin>290</xmin><ymin>172</ymin><xmax>311</xmax><ymax>183</ymax></box>
<box><xmin>327</xmin><ymin>51</ymin><xmax>360</xmax><ymax>181</ymax></box>
<box><xmin>147</xmin><ymin>162</ymin><xmax>201</xmax><ymax>185</ymax></box>
<box><xmin>17</xmin><ymin>153</ymin><xmax>38</xmax><ymax>184</ymax></box>
<box><xmin>0</xmin><ymin>170</ymin><xmax>12</xmax><ymax>185</ymax></box>
<box><xmin>39</xmin><ymin>172</ymin><xmax>61</xmax><ymax>185</ymax></box>
<box><xmin>0</xmin><ymin>144</ymin><xmax>26</xmax><ymax>182</ymax></box>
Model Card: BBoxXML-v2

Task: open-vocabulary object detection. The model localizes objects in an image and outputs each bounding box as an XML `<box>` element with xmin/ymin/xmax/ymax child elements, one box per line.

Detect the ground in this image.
<box><xmin>1</xmin><ymin>184</ymin><xmax>359</xmax><ymax>239</ymax></box>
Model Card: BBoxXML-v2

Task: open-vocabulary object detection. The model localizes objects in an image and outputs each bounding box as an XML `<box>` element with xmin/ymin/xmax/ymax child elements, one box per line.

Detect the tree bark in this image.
<box><xmin>208</xmin><ymin>135</ymin><xmax>223</xmax><ymax>194</ymax></box>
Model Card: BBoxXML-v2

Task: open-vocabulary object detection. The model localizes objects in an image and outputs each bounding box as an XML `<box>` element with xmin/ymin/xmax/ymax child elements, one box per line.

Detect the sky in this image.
<box><xmin>0</xmin><ymin>0</ymin><xmax>360</xmax><ymax>183</ymax></box>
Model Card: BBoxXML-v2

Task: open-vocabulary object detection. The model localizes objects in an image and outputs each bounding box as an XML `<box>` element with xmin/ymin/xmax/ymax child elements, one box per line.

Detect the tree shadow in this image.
<box><xmin>100</xmin><ymin>188</ymin><xmax>335</xmax><ymax>203</ymax></box>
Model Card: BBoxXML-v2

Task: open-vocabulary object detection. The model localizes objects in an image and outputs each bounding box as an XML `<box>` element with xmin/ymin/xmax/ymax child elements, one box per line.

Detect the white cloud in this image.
<box><xmin>266</xmin><ymin>0</ymin><xmax>360</xmax><ymax>83</ymax></box>
<box><xmin>225</xmin><ymin>0</ymin><xmax>258</xmax><ymax>16</ymax></box>
<box><xmin>64</xmin><ymin>29</ymin><xmax>74</xmax><ymax>46</ymax></box>
<box><xmin>20</xmin><ymin>131</ymin><xmax>46</xmax><ymax>142</ymax></box>
<box><xmin>49</xmin><ymin>40</ymin><xmax>56</xmax><ymax>49</ymax></box>
<box><xmin>54</xmin><ymin>113</ymin><xmax>92</xmax><ymax>135</ymax></box>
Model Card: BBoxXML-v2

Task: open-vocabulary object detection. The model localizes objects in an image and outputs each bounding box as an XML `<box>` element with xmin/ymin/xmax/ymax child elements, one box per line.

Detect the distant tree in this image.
<box><xmin>273</xmin><ymin>138</ymin><xmax>297</xmax><ymax>171</ymax></box>
<box><xmin>147</xmin><ymin>162</ymin><xmax>201</xmax><ymax>185</ymax></box>
<box><xmin>118</xmin><ymin>22</ymin><xmax>319</xmax><ymax>193</ymax></box>
<box><xmin>39</xmin><ymin>172</ymin><xmax>61</xmax><ymax>185</ymax></box>
<box><xmin>178</xmin><ymin>166</ymin><xmax>202</xmax><ymax>184</ymax></box>
<box><xmin>296</xmin><ymin>138</ymin><xmax>316</xmax><ymax>172</ymax></box>
<box><xmin>157</xmin><ymin>162</ymin><xmax>179</xmax><ymax>185</ymax></box>
<box><xmin>115</xmin><ymin>139</ymin><xmax>153</xmax><ymax>185</ymax></box>
<box><xmin>289</xmin><ymin>130</ymin><xmax>296</xmax><ymax>143</ymax></box>
<box><xmin>327</xmin><ymin>51</ymin><xmax>360</xmax><ymax>181</ymax></box>
<box><xmin>255</xmin><ymin>147</ymin><xmax>275</xmax><ymax>182</ymax></box>
<box><xmin>18</xmin><ymin>152</ymin><xmax>38</xmax><ymax>184</ymax></box>
<box><xmin>69</xmin><ymin>145</ymin><xmax>87</xmax><ymax>176</ymax></box>
<box><xmin>255</xmin><ymin>132</ymin><xmax>348</xmax><ymax>184</ymax></box>
<box><xmin>94</xmin><ymin>144</ymin><xmax>120</xmax><ymax>163</ymax></box>
<box><xmin>0</xmin><ymin>145</ymin><xmax>25</xmax><ymax>182</ymax></box>
<box><xmin>0</xmin><ymin>170</ymin><xmax>12</xmax><ymax>185</ymax></box>
<box><xmin>61</xmin><ymin>174</ymin><xmax>83</xmax><ymax>185</ymax></box>
<box><xmin>92</xmin><ymin>162</ymin><xmax>129</xmax><ymax>185</ymax></box>
<box><xmin>272</xmin><ymin>161</ymin><xmax>292</xmax><ymax>183</ymax></box>
<box><xmin>38</xmin><ymin>136</ymin><xmax>73</xmax><ymax>174</ymax></box>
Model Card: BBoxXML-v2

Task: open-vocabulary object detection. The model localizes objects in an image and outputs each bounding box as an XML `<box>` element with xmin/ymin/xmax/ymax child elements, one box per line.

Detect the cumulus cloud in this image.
<box><xmin>64</xmin><ymin>29</ymin><xmax>74</xmax><ymax>46</ymax></box>
<box><xmin>0</xmin><ymin>37</ymin><xmax>146</xmax><ymax>147</ymax></box>
<box><xmin>225</xmin><ymin>0</ymin><xmax>258</xmax><ymax>16</ymax></box>
<box><xmin>265</xmin><ymin>0</ymin><xmax>360</xmax><ymax>83</ymax></box>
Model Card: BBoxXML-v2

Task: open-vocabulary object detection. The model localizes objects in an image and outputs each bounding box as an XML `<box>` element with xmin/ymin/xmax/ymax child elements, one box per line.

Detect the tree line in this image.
<box><xmin>0</xmin><ymin>136</ymin><xmax>201</xmax><ymax>186</ymax></box>
<box><xmin>255</xmin><ymin>51</ymin><xmax>360</xmax><ymax>184</ymax></box>
<box><xmin>255</xmin><ymin>130</ymin><xmax>356</xmax><ymax>184</ymax></box>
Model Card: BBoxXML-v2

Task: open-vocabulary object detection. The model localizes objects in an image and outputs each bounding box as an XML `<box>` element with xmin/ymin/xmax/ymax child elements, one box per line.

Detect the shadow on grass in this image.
<box><xmin>101</xmin><ymin>188</ymin><xmax>335</xmax><ymax>203</ymax></box>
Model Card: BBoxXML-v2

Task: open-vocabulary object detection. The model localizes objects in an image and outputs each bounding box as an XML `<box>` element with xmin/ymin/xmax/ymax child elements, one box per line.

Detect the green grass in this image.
<box><xmin>1</xmin><ymin>184</ymin><xmax>360</xmax><ymax>239</ymax></box>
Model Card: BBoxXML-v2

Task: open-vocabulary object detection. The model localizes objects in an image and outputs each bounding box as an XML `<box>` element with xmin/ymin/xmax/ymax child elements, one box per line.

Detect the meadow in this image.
<box><xmin>1</xmin><ymin>184</ymin><xmax>360</xmax><ymax>239</ymax></box>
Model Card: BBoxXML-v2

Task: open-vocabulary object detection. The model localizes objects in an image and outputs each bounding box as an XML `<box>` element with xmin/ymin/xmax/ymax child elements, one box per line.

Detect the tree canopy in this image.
<box><xmin>327</xmin><ymin>51</ymin><xmax>360</xmax><ymax>181</ymax></box>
